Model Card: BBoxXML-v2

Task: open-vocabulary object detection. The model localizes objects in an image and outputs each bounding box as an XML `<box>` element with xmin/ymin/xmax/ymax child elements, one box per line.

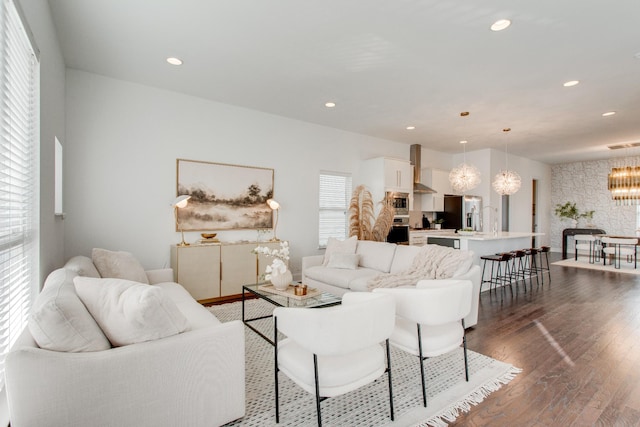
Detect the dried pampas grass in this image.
<box><xmin>348</xmin><ymin>186</ymin><xmax>394</xmax><ymax>242</ymax></box>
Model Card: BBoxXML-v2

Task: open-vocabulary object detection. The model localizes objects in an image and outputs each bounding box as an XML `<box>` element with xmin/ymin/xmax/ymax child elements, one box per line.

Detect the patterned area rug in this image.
<box><xmin>210</xmin><ymin>300</ymin><xmax>520</xmax><ymax>427</ymax></box>
<box><xmin>553</xmin><ymin>256</ymin><xmax>640</xmax><ymax>275</ymax></box>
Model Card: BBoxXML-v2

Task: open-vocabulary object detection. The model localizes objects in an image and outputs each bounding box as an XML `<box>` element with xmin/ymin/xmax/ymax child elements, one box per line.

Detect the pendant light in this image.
<box><xmin>492</xmin><ymin>128</ymin><xmax>521</xmax><ymax>195</ymax></box>
<box><xmin>449</xmin><ymin>140</ymin><xmax>481</xmax><ymax>193</ymax></box>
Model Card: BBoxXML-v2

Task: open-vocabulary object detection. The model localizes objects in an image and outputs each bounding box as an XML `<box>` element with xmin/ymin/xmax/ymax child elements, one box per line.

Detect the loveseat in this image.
<box><xmin>302</xmin><ymin>239</ymin><xmax>481</xmax><ymax>327</ymax></box>
<box><xmin>5</xmin><ymin>250</ymin><xmax>245</xmax><ymax>427</ymax></box>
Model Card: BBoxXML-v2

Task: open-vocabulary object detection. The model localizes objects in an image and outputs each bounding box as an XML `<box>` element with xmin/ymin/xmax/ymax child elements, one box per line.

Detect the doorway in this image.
<box><xmin>532</xmin><ymin>179</ymin><xmax>538</xmax><ymax>247</ymax></box>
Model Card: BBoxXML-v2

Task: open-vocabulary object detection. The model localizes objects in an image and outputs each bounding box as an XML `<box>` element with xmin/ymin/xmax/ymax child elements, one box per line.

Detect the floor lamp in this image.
<box><xmin>173</xmin><ymin>195</ymin><xmax>191</xmax><ymax>246</ymax></box>
<box><xmin>267</xmin><ymin>199</ymin><xmax>280</xmax><ymax>241</ymax></box>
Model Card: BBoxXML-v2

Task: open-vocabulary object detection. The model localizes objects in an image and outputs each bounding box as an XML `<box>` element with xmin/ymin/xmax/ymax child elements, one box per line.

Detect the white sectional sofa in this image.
<box><xmin>5</xmin><ymin>253</ymin><xmax>245</xmax><ymax>427</ymax></box>
<box><xmin>302</xmin><ymin>240</ymin><xmax>481</xmax><ymax>327</ymax></box>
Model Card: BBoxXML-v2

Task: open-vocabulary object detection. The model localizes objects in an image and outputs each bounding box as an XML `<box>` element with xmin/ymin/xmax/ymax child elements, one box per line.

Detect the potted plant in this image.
<box><xmin>432</xmin><ymin>218</ymin><xmax>445</xmax><ymax>230</ymax></box>
<box><xmin>554</xmin><ymin>202</ymin><xmax>594</xmax><ymax>228</ymax></box>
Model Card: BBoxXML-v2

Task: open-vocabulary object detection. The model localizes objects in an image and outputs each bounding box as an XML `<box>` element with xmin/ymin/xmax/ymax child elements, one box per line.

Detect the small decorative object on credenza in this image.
<box><xmin>253</xmin><ymin>241</ymin><xmax>290</xmax><ymax>290</ymax></box>
<box><xmin>172</xmin><ymin>195</ymin><xmax>191</xmax><ymax>246</ymax></box>
<box><xmin>198</xmin><ymin>233</ymin><xmax>219</xmax><ymax>244</ymax></box>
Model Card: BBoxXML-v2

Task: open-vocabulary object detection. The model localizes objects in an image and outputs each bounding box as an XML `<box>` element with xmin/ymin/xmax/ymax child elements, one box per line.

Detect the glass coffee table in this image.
<box><xmin>242</xmin><ymin>282</ymin><xmax>342</xmax><ymax>345</ymax></box>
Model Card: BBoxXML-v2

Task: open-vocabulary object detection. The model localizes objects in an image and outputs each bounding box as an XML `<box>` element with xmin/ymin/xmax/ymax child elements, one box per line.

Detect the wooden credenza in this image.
<box><xmin>170</xmin><ymin>241</ymin><xmax>282</xmax><ymax>303</ymax></box>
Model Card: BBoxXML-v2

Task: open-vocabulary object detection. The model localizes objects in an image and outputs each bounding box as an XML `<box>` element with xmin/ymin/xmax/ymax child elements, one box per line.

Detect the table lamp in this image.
<box><xmin>267</xmin><ymin>199</ymin><xmax>280</xmax><ymax>241</ymax></box>
<box><xmin>172</xmin><ymin>195</ymin><xmax>191</xmax><ymax>246</ymax></box>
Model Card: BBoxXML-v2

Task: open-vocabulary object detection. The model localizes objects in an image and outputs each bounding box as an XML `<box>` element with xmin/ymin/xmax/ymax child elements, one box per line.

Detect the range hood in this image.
<box><xmin>410</xmin><ymin>144</ymin><xmax>437</xmax><ymax>194</ymax></box>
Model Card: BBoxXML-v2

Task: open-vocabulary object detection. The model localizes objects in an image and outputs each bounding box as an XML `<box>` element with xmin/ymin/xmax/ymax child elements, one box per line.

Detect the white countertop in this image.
<box><xmin>409</xmin><ymin>230</ymin><xmax>542</xmax><ymax>241</ymax></box>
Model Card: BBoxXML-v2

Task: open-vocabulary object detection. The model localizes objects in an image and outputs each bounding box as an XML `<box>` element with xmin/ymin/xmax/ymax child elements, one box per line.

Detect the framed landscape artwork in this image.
<box><xmin>176</xmin><ymin>159</ymin><xmax>274</xmax><ymax>231</ymax></box>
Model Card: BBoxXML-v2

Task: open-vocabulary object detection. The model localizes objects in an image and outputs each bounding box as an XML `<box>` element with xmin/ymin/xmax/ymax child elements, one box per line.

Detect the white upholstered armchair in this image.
<box><xmin>374</xmin><ymin>279</ymin><xmax>473</xmax><ymax>407</ymax></box>
<box><xmin>273</xmin><ymin>292</ymin><xmax>396</xmax><ymax>426</ymax></box>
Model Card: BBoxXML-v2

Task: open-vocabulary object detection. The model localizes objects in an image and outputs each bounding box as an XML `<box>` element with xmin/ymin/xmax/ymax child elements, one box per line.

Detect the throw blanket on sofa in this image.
<box><xmin>367</xmin><ymin>244</ymin><xmax>470</xmax><ymax>290</ymax></box>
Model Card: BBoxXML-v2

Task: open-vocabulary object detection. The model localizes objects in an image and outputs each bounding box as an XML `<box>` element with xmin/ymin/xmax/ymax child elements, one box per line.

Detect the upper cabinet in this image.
<box><xmin>361</xmin><ymin>157</ymin><xmax>413</xmax><ymax>212</ymax></box>
<box><xmin>382</xmin><ymin>158</ymin><xmax>413</xmax><ymax>193</ymax></box>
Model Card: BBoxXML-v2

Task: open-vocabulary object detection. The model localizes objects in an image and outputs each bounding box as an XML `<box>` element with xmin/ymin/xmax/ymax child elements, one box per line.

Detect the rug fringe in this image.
<box><xmin>412</xmin><ymin>366</ymin><xmax>522</xmax><ymax>427</ymax></box>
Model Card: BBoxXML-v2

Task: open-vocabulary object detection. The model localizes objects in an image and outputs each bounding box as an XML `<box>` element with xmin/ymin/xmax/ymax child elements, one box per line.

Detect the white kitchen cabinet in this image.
<box><xmin>383</xmin><ymin>158</ymin><xmax>413</xmax><ymax>193</ymax></box>
<box><xmin>361</xmin><ymin>157</ymin><xmax>414</xmax><ymax>214</ymax></box>
<box><xmin>409</xmin><ymin>230</ymin><xmax>429</xmax><ymax>246</ymax></box>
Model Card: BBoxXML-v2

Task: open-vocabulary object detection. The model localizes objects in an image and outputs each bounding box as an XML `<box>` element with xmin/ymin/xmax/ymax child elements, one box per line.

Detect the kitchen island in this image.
<box><xmin>409</xmin><ymin>230</ymin><xmax>542</xmax><ymax>267</ymax></box>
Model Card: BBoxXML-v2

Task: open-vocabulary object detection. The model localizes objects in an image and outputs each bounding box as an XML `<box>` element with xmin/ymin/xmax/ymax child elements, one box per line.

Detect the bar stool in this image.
<box><xmin>536</xmin><ymin>246</ymin><xmax>551</xmax><ymax>284</ymax></box>
<box><xmin>521</xmin><ymin>248</ymin><xmax>540</xmax><ymax>287</ymax></box>
<box><xmin>509</xmin><ymin>249</ymin><xmax>527</xmax><ymax>292</ymax></box>
<box><xmin>480</xmin><ymin>252</ymin><xmax>513</xmax><ymax>297</ymax></box>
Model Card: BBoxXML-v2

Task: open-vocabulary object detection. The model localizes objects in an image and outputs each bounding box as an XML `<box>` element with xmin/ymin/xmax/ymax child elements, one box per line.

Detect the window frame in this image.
<box><xmin>318</xmin><ymin>171</ymin><xmax>352</xmax><ymax>249</ymax></box>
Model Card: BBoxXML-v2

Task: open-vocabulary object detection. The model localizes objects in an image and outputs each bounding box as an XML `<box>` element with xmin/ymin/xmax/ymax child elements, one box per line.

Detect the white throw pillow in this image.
<box><xmin>73</xmin><ymin>277</ymin><xmax>190</xmax><ymax>347</ymax></box>
<box><xmin>327</xmin><ymin>253</ymin><xmax>360</xmax><ymax>270</ymax></box>
<box><xmin>64</xmin><ymin>255</ymin><xmax>101</xmax><ymax>278</ymax></box>
<box><xmin>92</xmin><ymin>248</ymin><xmax>149</xmax><ymax>284</ymax></box>
<box><xmin>29</xmin><ymin>268</ymin><xmax>111</xmax><ymax>352</ymax></box>
<box><xmin>323</xmin><ymin>236</ymin><xmax>357</xmax><ymax>266</ymax></box>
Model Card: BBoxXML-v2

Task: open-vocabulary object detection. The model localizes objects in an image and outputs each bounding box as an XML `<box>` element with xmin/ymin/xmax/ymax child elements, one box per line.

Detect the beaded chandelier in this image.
<box><xmin>492</xmin><ymin>128</ymin><xmax>521</xmax><ymax>196</ymax></box>
<box><xmin>449</xmin><ymin>140</ymin><xmax>481</xmax><ymax>193</ymax></box>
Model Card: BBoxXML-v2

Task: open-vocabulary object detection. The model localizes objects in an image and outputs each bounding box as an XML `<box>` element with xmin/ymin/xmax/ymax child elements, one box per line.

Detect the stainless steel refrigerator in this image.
<box><xmin>442</xmin><ymin>195</ymin><xmax>483</xmax><ymax>231</ymax></box>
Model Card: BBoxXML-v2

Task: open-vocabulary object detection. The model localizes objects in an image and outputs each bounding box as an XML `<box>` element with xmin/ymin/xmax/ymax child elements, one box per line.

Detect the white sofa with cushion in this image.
<box><xmin>302</xmin><ymin>239</ymin><xmax>481</xmax><ymax>327</ymax></box>
<box><xmin>6</xmin><ymin>250</ymin><xmax>245</xmax><ymax>427</ymax></box>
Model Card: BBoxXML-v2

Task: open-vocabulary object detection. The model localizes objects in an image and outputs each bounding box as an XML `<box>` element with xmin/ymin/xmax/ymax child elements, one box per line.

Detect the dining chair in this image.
<box><xmin>273</xmin><ymin>292</ymin><xmax>395</xmax><ymax>426</ymax></box>
<box><xmin>601</xmin><ymin>236</ymin><xmax>637</xmax><ymax>269</ymax></box>
<box><xmin>373</xmin><ymin>279</ymin><xmax>472</xmax><ymax>408</ymax></box>
<box><xmin>574</xmin><ymin>234</ymin><xmax>602</xmax><ymax>263</ymax></box>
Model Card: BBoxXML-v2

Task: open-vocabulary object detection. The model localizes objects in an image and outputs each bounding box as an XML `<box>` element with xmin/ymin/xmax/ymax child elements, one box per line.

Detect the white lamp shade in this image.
<box><xmin>267</xmin><ymin>199</ymin><xmax>280</xmax><ymax>210</ymax></box>
<box><xmin>172</xmin><ymin>195</ymin><xmax>191</xmax><ymax>208</ymax></box>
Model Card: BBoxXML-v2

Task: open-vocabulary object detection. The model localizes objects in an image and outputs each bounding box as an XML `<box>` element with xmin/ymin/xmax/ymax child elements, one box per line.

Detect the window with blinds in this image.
<box><xmin>0</xmin><ymin>0</ymin><xmax>39</xmax><ymax>391</ymax></box>
<box><xmin>318</xmin><ymin>172</ymin><xmax>352</xmax><ymax>248</ymax></box>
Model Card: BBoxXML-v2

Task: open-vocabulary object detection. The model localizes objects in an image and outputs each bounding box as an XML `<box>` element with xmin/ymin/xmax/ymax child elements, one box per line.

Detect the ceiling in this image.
<box><xmin>47</xmin><ymin>0</ymin><xmax>640</xmax><ymax>164</ymax></box>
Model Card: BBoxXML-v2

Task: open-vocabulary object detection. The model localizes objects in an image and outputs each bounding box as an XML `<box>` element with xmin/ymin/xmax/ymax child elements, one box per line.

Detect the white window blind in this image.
<box><xmin>319</xmin><ymin>172</ymin><xmax>352</xmax><ymax>248</ymax></box>
<box><xmin>0</xmin><ymin>0</ymin><xmax>39</xmax><ymax>391</ymax></box>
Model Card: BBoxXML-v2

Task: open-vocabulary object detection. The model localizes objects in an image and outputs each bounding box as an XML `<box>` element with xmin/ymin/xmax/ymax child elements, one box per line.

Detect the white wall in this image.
<box><xmin>64</xmin><ymin>70</ymin><xmax>417</xmax><ymax>277</ymax></box>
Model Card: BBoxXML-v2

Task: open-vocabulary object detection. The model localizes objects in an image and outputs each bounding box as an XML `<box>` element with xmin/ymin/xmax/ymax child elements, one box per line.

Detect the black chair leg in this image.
<box><xmin>462</xmin><ymin>319</ymin><xmax>469</xmax><ymax>382</ymax></box>
<box><xmin>417</xmin><ymin>324</ymin><xmax>427</xmax><ymax>407</ymax></box>
<box><xmin>274</xmin><ymin>318</ymin><xmax>280</xmax><ymax>423</ymax></box>
<box><xmin>385</xmin><ymin>339</ymin><xmax>394</xmax><ymax>421</ymax></box>
<box><xmin>314</xmin><ymin>354</ymin><xmax>322</xmax><ymax>427</ymax></box>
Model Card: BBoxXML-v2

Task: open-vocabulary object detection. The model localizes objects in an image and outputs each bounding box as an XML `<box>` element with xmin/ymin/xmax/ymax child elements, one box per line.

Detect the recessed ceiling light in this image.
<box><xmin>563</xmin><ymin>80</ymin><xmax>579</xmax><ymax>87</ymax></box>
<box><xmin>325</xmin><ymin>102</ymin><xmax>336</xmax><ymax>108</ymax></box>
<box><xmin>460</xmin><ymin>140</ymin><xmax>468</xmax><ymax>144</ymax></box>
<box><xmin>602</xmin><ymin>111</ymin><xmax>616</xmax><ymax>117</ymax></box>
<box><xmin>166</xmin><ymin>57</ymin><xmax>183</xmax><ymax>66</ymax></box>
<box><xmin>490</xmin><ymin>19</ymin><xmax>511</xmax><ymax>31</ymax></box>
<box><xmin>406</xmin><ymin>126</ymin><xmax>415</xmax><ymax>130</ymax></box>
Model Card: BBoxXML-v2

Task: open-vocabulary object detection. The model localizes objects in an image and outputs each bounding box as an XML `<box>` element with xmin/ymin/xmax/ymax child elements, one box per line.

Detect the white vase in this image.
<box><xmin>270</xmin><ymin>269</ymin><xmax>292</xmax><ymax>291</ymax></box>
<box><xmin>571</xmin><ymin>219</ymin><xmax>578</xmax><ymax>228</ymax></box>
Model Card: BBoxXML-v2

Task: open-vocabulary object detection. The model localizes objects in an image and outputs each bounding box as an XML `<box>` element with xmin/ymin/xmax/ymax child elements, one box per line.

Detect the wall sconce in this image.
<box><xmin>172</xmin><ymin>195</ymin><xmax>191</xmax><ymax>246</ymax></box>
<box><xmin>267</xmin><ymin>198</ymin><xmax>280</xmax><ymax>241</ymax></box>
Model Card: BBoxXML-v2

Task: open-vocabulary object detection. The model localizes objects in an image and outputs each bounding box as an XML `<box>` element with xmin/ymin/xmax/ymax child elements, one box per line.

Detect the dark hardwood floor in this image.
<box><xmin>452</xmin><ymin>252</ymin><xmax>640</xmax><ymax>426</ymax></box>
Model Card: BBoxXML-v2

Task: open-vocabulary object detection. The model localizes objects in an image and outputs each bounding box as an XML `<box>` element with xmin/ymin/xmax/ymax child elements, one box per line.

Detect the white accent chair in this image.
<box><xmin>602</xmin><ymin>236</ymin><xmax>637</xmax><ymax>269</ymax></box>
<box><xmin>273</xmin><ymin>292</ymin><xmax>395</xmax><ymax>426</ymax></box>
<box><xmin>574</xmin><ymin>234</ymin><xmax>602</xmax><ymax>263</ymax></box>
<box><xmin>374</xmin><ymin>279</ymin><xmax>473</xmax><ymax>407</ymax></box>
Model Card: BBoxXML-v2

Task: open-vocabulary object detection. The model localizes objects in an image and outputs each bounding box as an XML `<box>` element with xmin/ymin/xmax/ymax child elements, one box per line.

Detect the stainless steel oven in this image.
<box><xmin>387</xmin><ymin>192</ymin><xmax>410</xmax><ymax>216</ymax></box>
<box><xmin>387</xmin><ymin>217</ymin><xmax>410</xmax><ymax>245</ymax></box>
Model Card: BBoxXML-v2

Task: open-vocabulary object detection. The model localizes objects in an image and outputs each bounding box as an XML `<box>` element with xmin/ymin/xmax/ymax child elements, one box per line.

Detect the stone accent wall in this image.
<box><xmin>551</xmin><ymin>158</ymin><xmax>638</xmax><ymax>251</ymax></box>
